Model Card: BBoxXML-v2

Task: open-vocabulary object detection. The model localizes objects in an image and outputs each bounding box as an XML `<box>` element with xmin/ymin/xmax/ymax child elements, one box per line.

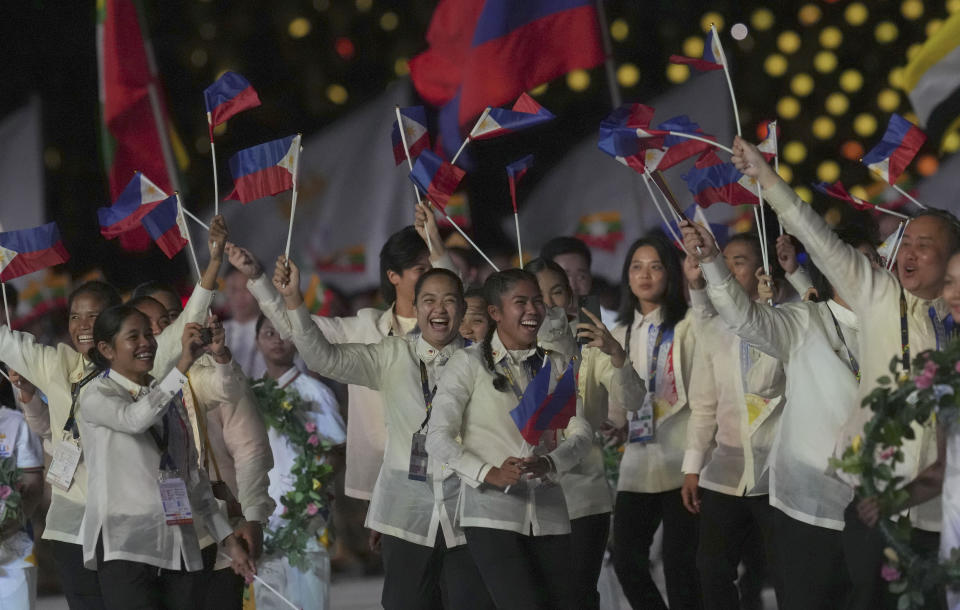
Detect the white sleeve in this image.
<box><xmin>247</xmin><ymin>274</ymin><xmax>294</xmax><ymax>339</ymax></box>
<box><xmin>288</xmin><ymin>304</ymin><xmax>384</xmax><ymax>389</ymax></box>
<box><xmin>15</xmin><ymin>416</ymin><xmax>44</xmax><ymax>469</ymax></box>
<box><xmin>79</xmin><ymin>370</ymin><xmax>188</xmax><ymax>434</ymax></box>
<box><xmin>682</xmin><ymin>339</ymin><xmax>718</xmax><ymax>474</ymax></box>
<box><xmin>153</xmin><ymin>285</ymin><xmax>214</xmax><ymax>379</ymax></box>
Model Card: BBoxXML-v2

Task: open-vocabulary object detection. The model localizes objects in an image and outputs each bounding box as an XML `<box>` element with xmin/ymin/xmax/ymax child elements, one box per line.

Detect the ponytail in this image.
<box><xmin>480</xmin><ymin>323</ymin><xmax>510</xmax><ymax>392</ymax></box>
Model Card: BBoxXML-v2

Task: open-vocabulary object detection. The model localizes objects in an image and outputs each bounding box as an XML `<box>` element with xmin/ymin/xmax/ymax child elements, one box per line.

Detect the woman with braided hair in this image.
<box><xmin>426</xmin><ymin>269</ymin><xmax>594</xmax><ymax>610</ymax></box>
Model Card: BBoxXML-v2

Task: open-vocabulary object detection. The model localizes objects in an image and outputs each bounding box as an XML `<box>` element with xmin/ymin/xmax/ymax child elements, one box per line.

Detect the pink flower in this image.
<box><xmin>880</xmin><ymin>564</ymin><xmax>901</xmax><ymax>582</ymax></box>
<box><xmin>281</xmin><ymin>505</ymin><xmax>287</xmax><ymax>515</ymax></box>
<box><xmin>306</xmin><ymin>502</ymin><xmax>319</xmax><ymax>516</ymax></box>
<box><xmin>304</xmin><ymin>421</ymin><xmax>317</xmax><ymax>434</ymax></box>
<box><xmin>307</xmin><ymin>434</ymin><xmax>319</xmax><ymax>446</ymax></box>
<box><xmin>954</xmin><ymin>360</ymin><xmax>960</xmax><ymax>374</ymax></box>
<box><xmin>879</xmin><ymin>447</ymin><xmax>896</xmax><ymax>461</ymax></box>
<box><xmin>0</xmin><ymin>485</ymin><xmax>11</xmax><ymax>500</ymax></box>
<box><xmin>915</xmin><ymin>372</ymin><xmax>934</xmax><ymax>390</ymax></box>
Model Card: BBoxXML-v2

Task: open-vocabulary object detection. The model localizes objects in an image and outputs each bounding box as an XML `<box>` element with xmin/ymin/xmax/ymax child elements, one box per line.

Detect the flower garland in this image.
<box><xmin>832</xmin><ymin>344</ymin><xmax>960</xmax><ymax>609</ymax></box>
<box><xmin>0</xmin><ymin>457</ymin><xmax>25</xmax><ymax>537</ymax></box>
<box><xmin>249</xmin><ymin>377</ymin><xmax>335</xmax><ymax>571</ymax></box>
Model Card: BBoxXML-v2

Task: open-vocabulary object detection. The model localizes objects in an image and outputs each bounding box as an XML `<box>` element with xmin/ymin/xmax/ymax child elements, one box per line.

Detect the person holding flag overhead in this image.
<box><xmin>271</xmin><ymin>259</ymin><xmax>493</xmax><ymax>609</ymax></box>
<box><xmin>426</xmin><ymin>269</ymin><xmax>593</xmax><ymax>610</ymax></box>
<box><xmin>731</xmin><ymin>134</ymin><xmax>960</xmax><ymax>610</ymax></box>
<box><xmin>0</xmin><ymin>216</ymin><xmax>228</xmax><ymax>609</ymax></box>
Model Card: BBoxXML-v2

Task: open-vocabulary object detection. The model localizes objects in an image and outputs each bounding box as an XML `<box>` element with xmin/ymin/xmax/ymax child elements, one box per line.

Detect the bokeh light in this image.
<box><xmin>901</xmin><ymin>0</ymin><xmax>924</xmax><ymax>20</ymax></box>
<box><xmin>288</xmin><ymin>17</ymin><xmax>312</xmax><ymax>39</ymax></box>
<box><xmin>790</xmin><ymin>73</ymin><xmax>815</xmax><ymax>96</ymax></box>
<box><xmin>335</xmin><ymin>37</ymin><xmax>355</xmax><ymax>59</ymax></box>
<box><xmin>795</xmin><ymin>186</ymin><xmax>813</xmax><ymax>202</ymax></box>
<box><xmin>326</xmin><ymin>84</ymin><xmax>348</xmax><ymax>104</ymax></box>
<box><xmin>798</xmin><ymin>4</ymin><xmax>822</xmax><ymax>26</ymax></box>
<box><xmin>814</xmin><ymin>51</ymin><xmax>837</xmax><ymax>73</ymax></box>
<box><xmin>888</xmin><ymin>67</ymin><xmax>905</xmax><ymax>89</ymax></box>
<box><xmin>777</xmin><ymin>164</ymin><xmax>794</xmax><ymax>183</ymax></box>
<box><xmin>877</xmin><ymin>88</ymin><xmax>901</xmax><ymax>112</ymax></box>
<box><xmin>617</xmin><ymin>63</ymin><xmax>640</xmax><ymax>87</ymax></box>
<box><xmin>845</xmin><ymin>3</ymin><xmax>869</xmax><ymax>26</ymax></box>
<box><xmin>825</xmin><ymin>92</ymin><xmax>849</xmax><ymax>115</ymax></box>
<box><xmin>949</xmin><ymin>0</ymin><xmax>960</xmax><ymax>14</ymax></box>
<box><xmin>916</xmin><ymin>154</ymin><xmax>938</xmax><ymax>176</ymax></box>
<box><xmin>853</xmin><ymin>113</ymin><xmax>878</xmax><ymax>137</ymax></box>
<box><xmin>530</xmin><ymin>83</ymin><xmax>548</xmax><ymax>96</ymax></box>
<box><xmin>907</xmin><ymin>43</ymin><xmax>923</xmax><ymax>61</ymax></box>
<box><xmin>812</xmin><ymin>116</ymin><xmax>836</xmax><ymax>140</ymax></box>
<box><xmin>379</xmin><ymin>12</ymin><xmax>398</xmax><ymax>32</ymax></box>
<box><xmin>701</xmin><ymin>12</ymin><xmax>725</xmax><ymax>32</ymax></box>
<box><xmin>764</xmin><ymin>54</ymin><xmax>788</xmax><ymax>77</ymax></box>
<box><xmin>355</xmin><ymin>0</ymin><xmax>372</xmax><ymax>11</ymax></box>
<box><xmin>850</xmin><ymin>185</ymin><xmax>869</xmax><ymax>200</ymax></box>
<box><xmin>666</xmin><ymin>63</ymin><xmax>690</xmax><ymax>84</ymax></box>
<box><xmin>783</xmin><ymin>141</ymin><xmax>807</xmax><ymax>163</ymax></box>
<box><xmin>818</xmin><ymin>160</ymin><xmax>841</xmax><ymax>182</ymax></box>
<box><xmin>683</xmin><ymin>36</ymin><xmax>704</xmax><ymax>58</ymax></box>
<box><xmin>944</xmin><ymin>131</ymin><xmax>960</xmax><ymax>153</ymax></box>
<box><xmin>819</xmin><ymin>26</ymin><xmax>842</xmax><ymax>49</ymax></box>
<box><xmin>567</xmin><ymin>69</ymin><xmax>591</xmax><ymax>91</ymax></box>
<box><xmin>841</xmin><ymin>140</ymin><xmax>865</xmax><ymax>160</ymax></box>
<box><xmin>927</xmin><ymin>19</ymin><xmax>944</xmax><ymax>37</ymax></box>
<box><xmin>824</xmin><ymin>207</ymin><xmax>843</xmax><ymax>226</ymax></box>
<box><xmin>778</xmin><ymin>31</ymin><xmax>802</xmax><ymax>54</ymax></box>
<box><xmin>840</xmin><ymin>69</ymin><xmax>864</xmax><ymax>92</ymax></box>
<box><xmin>393</xmin><ymin>58</ymin><xmax>409</xmax><ymax>76</ymax></box>
<box><xmin>778</xmin><ymin>96</ymin><xmax>801</xmax><ymax>119</ymax></box>
<box><xmin>874</xmin><ymin>22</ymin><xmax>898</xmax><ymax>44</ymax></box>
<box><xmin>611</xmin><ymin>19</ymin><xmax>629</xmax><ymax>41</ymax></box>
<box><xmin>751</xmin><ymin>8</ymin><xmax>775</xmax><ymax>31</ymax></box>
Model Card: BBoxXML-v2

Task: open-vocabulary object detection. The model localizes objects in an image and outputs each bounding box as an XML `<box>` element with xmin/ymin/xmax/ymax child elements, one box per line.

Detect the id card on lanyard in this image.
<box><xmin>151</xmin><ymin>395</ymin><xmax>193</xmax><ymax>525</ymax></box>
<box><xmin>628</xmin><ymin>323</ymin><xmax>669</xmax><ymax>444</ymax></box>
<box><xmin>409</xmin><ymin>360</ymin><xmax>437</xmax><ymax>482</ymax></box>
<box><xmin>47</xmin><ymin>369</ymin><xmax>100</xmax><ymax>491</ymax></box>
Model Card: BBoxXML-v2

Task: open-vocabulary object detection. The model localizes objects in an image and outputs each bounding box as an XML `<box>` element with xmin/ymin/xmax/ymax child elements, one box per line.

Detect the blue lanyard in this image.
<box><xmin>626</xmin><ymin>322</ymin><xmax>673</xmax><ymax>394</ymax></box>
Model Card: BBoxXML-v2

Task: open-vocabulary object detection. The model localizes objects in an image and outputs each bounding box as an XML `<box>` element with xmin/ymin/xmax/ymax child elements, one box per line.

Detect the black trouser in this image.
<box><xmin>464</xmin><ymin>526</ymin><xmax>577</xmax><ymax>610</ymax></box>
<box><xmin>842</xmin><ymin>500</ymin><xmax>945</xmax><ymax>610</ymax></box>
<box><xmin>50</xmin><ymin>540</ymin><xmax>105</xmax><ymax>610</ymax></box>
<box><xmin>200</xmin><ymin>543</ymin><xmax>244</xmax><ymax>610</ymax></box>
<box><xmin>95</xmin><ymin>538</ymin><xmax>203</xmax><ymax>610</ymax></box>
<box><xmin>696</xmin><ymin>489</ymin><xmax>780</xmax><ymax>610</ymax></box>
<box><xmin>612</xmin><ymin>490</ymin><xmax>702</xmax><ymax>610</ymax></box>
<box><xmin>380</xmin><ymin>532</ymin><xmax>493</xmax><ymax>610</ymax></box>
<box><xmin>772</xmin><ymin>507</ymin><xmax>850</xmax><ymax>610</ymax></box>
<box><xmin>569</xmin><ymin>512</ymin><xmax>610</xmax><ymax>610</ymax></box>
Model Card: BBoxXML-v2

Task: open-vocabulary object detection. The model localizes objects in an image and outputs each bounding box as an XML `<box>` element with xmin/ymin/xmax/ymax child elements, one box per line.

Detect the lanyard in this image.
<box><xmin>900</xmin><ymin>288</ymin><xmax>947</xmax><ymax>373</ymax></box>
<box><xmin>495</xmin><ymin>349</ymin><xmax>546</xmax><ymax>401</ymax></box>
<box><xmin>930</xmin><ymin>306</ymin><xmax>947</xmax><ymax>352</ymax></box>
<box><xmin>417</xmin><ymin>360</ymin><xmax>438</xmax><ymax>432</ymax></box>
<box><xmin>63</xmin><ymin>369</ymin><xmax>105</xmax><ymax>438</ymax></box>
<box><xmin>149</xmin><ymin>392</ymin><xmax>186</xmax><ymax>472</ymax></box>
<box><xmin>829</xmin><ymin>308</ymin><xmax>861</xmax><ymax>383</ymax></box>
<box><xmin>626</xmin><ymin>322</ymin><xmax>667</xmax><ymax>393</ymax></box>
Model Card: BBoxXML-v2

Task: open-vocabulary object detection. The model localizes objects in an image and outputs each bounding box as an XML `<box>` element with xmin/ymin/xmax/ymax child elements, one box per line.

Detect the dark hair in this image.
<box><xmin>463</xmin><ymin>287</ymin><xmax>486</xmax><ymax>302</ymax></box>
<box><xmin>413</xmin><ymin>268</ymin><xmax>464</xmax><ymax>306</ymax></box>
<box><xmin>725</xmin><ymin>232</ymin><xmax>765</xmax><ymax>266</ymax></box>
<box><xmin>913</xmin><ymin>208</ymin><xmax>960</xmax><ymax>254</ymax></box>
<box><xmin>480</xmin><ymin>269</ymin><xmax>539</xmax><ymax>392</ymax></box>
<box><xmin>68</xmin><ymin>281</ymin><xmax>121</xmax><ymax>312</ymax></box>
<box><xmin>131</xmin><ymin>280</ymin><xmax>178</xmax><ymax>302</ymax></box>
<box><xmin>524</xmin><ymin>257</ymin><xmax>573</xmax><ymax>299</ymax></box>
<box><xmin>126</xmin><ymin>295</ymin><xmax>166</xmax><ymax>312</ymax></box>
<box><xmin>540</xmin><ymin>236</ymin><xmax>592</xmax><ymax>268</ymax></box>
<box><xmin>87</xmin><ymin>304</ymin><xmax>148</xmax><ymax>370</ymax></box>
<box><xmin>616</xmin><ymin>234</ymin><xmax>688</xmax><ymax>329</ymax></box>
<box><xmin>255</xmin><ymin>313</ymin><xmax>269</xmax><ymax>336</ymax></box>
<box><xmin>809</xmin><ymin>224</ymin><xmax>879</xmax><ymax>302</ymax></box>
<box><xmin>379</xmin><ymin>226</ymin><xmax>429</xmax><ymax>305</ymax></box>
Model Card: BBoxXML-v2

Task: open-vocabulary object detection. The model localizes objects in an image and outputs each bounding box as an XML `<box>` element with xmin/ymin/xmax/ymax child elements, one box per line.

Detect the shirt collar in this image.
<box><xmin>377</xmin><ymin>303</ymin><xmax>418</xmax><ymax>337</ymax></box>
<box><xmin>904</xmin><ymin>291</ymin><xmax>947</xmax><ymax>319</ymax></box>
<box><xmin>107</xmin><ymin>369</ymin><xmax>152</xmax><ymax>399</ymax></box>
<box><xmin>276</xmin><ymin>366</ymin><xmax>301</xmax><ymax>387</ymax></box>
<box><xmin>415</xmin><ymin>334</ymin><xmax>463</xmax><ymax>365</ymax></box>
<box><xmin>827</xmin><ymin>299</ymin><xmax>859</xmax><ymax>330</ymax></box>
<box><xmin>70</xmin><ymin>353</ymin><xmax>94</xmax><ymax>384</ymax></box>
<box><xmin>489</xmin><ymin>330</ymin><xmax>537</xmax><ymax>365</ymax></box>
<box><xmin>634</xmin><ymin>306</ymin><xmax>663</xmax><ymax>330</ymax></box>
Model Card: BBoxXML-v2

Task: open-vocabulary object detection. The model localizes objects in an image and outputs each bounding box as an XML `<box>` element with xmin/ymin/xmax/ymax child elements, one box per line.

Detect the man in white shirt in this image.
<box><xmin>222</xmin><ymin>268</ymin><xmax>268</xmax><ymax>379</ymax></box>
<box><xmin>0</xmin><ymin>404</ymin><xmax>44</xmax><ymax>609</ymax></box>
<box><xmin>732</xmin><ymin>135</ymin><xmax>960</xmax><ymax>610</ymax></box>
<box><xmin>681</xmin><ymin>233</ymin><xmax>786</xmax><ymax>609</ymax></box>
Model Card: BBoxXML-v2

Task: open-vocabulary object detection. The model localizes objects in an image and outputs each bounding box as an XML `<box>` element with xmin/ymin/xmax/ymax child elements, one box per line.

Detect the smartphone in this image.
<box><xmin>577</xmin><ymin>295</ymin><xmax>603</xmax><ymax>345</ymax></box>
<box><xmin>198</xmin><ymin>327</ymin><xmax>214</xmax><ymax>346</ymax></box>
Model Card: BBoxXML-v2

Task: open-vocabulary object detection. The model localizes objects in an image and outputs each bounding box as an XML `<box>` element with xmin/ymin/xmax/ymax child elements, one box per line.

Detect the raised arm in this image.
<box><xmin>0</xmin><ymin>326</ymin><xmax>71</xmax><ymax>399</ymax></box>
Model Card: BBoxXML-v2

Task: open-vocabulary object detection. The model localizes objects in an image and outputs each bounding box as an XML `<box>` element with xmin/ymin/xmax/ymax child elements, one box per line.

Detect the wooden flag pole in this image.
<box><xmin>207</xmin><ymin>113</ymin><xmax>220</xmax><ymax>217</ymax></box>
<box><xmin>283</xmin><ymin>137</ymin><xmax>303</xmax><ymax>260</ymax></box>
<box><xmin>451</xmin><ymin>107</ymin><xmax>492</xmax><ymax>166</ymax></box>
<box><xmin>712</xmin><ymin>23</ymin><xmax>742</xmax><ymax>137</ymax></box>
<box><xmin>395</xmin><ymin>106</ymin><xmax>432</xmax><ymax>253</ymax></box>
<box><xmin>176</xmin><ymin>193</ymin><xmax>203</xmax><ymax>282</ymax></box>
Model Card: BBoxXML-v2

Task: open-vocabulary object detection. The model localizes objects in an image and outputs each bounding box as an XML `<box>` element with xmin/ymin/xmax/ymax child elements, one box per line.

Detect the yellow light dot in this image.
<box><xmin>701</xmin><ymin>12</ymin><xmax>725</xmax><ymax>33</ymax></box>
<box><xmin>379</xmin><ymin>11</ymin><xmax>398</xmax><ymax>31</ymax></box>
<box><xmin>764</xmin><ymin>53</ymin><xmax>789</xmax><ymax>77</ymax></box>
<box><xmin>567</xmin><ymin>69</ymin><xmax>590</xmax><ymax>91</ymax></box>
<box><xmin>907</xmin><ymin>43</ymin><xmax>923</xmax><ymax>61</ymax></box>
<box><xmin>818</xmin><ymin>160</ymin><xmax>841</xmax><ymax>182</ymax></box>
<box><xmin>355</xmin><ymin>0</ymin><xmax>372</xmax><ymax>12</ymax></box>
<box><xmin>812</xmin><ymin>116</ymin><xmax>836</xmax><ymax>140</ymax></box>
<box><xmin>394</xmin><ymin>57</ymin><xmax>409</xmax><ymax>77</ymax></box>
<box><xmin>783</xmin><ymin>141</ymin><xmax>807</xmax><ymax>164</ymax></box>
<box><xmin>825</xmin><ymin>92</ymin><xmax>850</xmax><ymax>116</ymax></box>
<box><xmin>683</xmin><ymin>36</ymin><xmax>705</xmax><ymax>58</ymax></box>
<box><xmin>777</xmin><ymin>96</ymin><xmax>801</xmax><ymax>120</ymax></box>
<box><xmin>795</xmin><ymin>186</ymin><xmax>813</xmax><ymax>202</ymax></box>
<box><xmin>888</xmin><ymin>67</ymin><xmax>905</xmax><ymax>89</ymax></box>
<box><xmin>777</xmin><ymin>31</ymin><xmax>802</xmax><ymax>54</ymax></box>
<box><xmin>193</xmin><ymin>137</ymin><xmax>210</xmax><ymax>155</ymax></box>
<box><xmin>845</xmin><ymin>2</ymin><xmax>869</xmax><ymax>26</ymax></box>
<box><xmin>927</xmin><ymin>19</ymin><xmax>944</xmax><ymax>37</ymax></box>
<box><xmin>943</xmin><ymin>131</ymin><xmax>960</xmax><ymax>153</ymax></box>
<box><xmin>819</xmin><ymin>26</ymin><xmax>843</xmax><ymax>49</ymax></box>
<box><xmin>751</xmin><ymin>8</ymin><xmax>775</xmax><ymax>31</ymax></box>
<box><xmin>213</xmin><ymin>122</ymin><xmax>227</xmax><ymax>136</ymax></box>
<box><xmin>949</xmin><ymin>0</ymin><xmax>960</xmax><ymax>14</ymax></box>
<box><xmin>190</xmin><ymin>48</ymin><xmax>208</xmax><ymax>68</ymax></box>
<box><xmin>850</xmin><ymin>185</ymin><xmax>868</xmax><ymax>200</ymax></box>
<box><xmin>530</xmin><ymin>83</ymin><xmax>548</xmax><ymax>96</ymax></box>
<box><xmin>666</xmin><ymin>63</ymin><xmax>690</xmax><ymax>84</ymax></box>
<box><xmin>44</xmin><ymin>147</ymin><xmax>62</xmax><ymax>170</ymax></box>
<box><xmin>790</xmin><ymin>73</ymin><xmax>815</xmax><ymax>97</ymax></box>
<box><xmin>610</xmin><ymin>18</ymin><xmax>629</xmax><ymax>41</ymax></box>
<box><xmin>814</xmin><ymin>50</ymin><xmax>837</xmax><ymax>73</ymax></box>
<box><xmin>901</xmin><ymin>0</ymin><xmax>924</xmax><ymax>19</ymax></box>
<box><xmin>877</xmin><ymin>88</ymin><xmax>901</xmax><ymax>112</ymax></box>
<box><xmin>840</xmin><ymin>69</ymin><xmax>863</xmax><ymax>93</ymax></box>
<box><xmin>778</xmin><ymin>164</ymin><xmax>794</xmax><ymax>183</ymax></box>
<box><xmin>288</xmin><ymin>17</ymin><xmax>312</xmax><ymax>39</ymax></box>
<box><xmin>617</xmin><ymin>63</ymin><xmax>640</xmax><ymax>88</ymax></box>
<box><xmin>903</xmin><ymin>111</ymin><xmax>919</xmax><ymax>124</ymax></box>
<box><xmin>874</xmin><ymin>21</ymin><xmax>898</xmax><ymax>44</ymax></box>
<box><xmin>853</xmin><ymin>113</ymin><xmax>878</xmax><ymax>137</ymax></box>
<box><xmin>326</xmin><ymin>84</ymin><xmax>348</xmax><ymax>104</ymax></box>
<box><xmin>798</xmin><ymin>4</ymin><xmax>822</xmax><ymax>26</ymax></box>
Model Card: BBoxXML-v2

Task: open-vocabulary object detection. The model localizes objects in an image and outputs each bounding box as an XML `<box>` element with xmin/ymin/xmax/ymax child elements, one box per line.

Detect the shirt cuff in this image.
<box><xmin>786</xmin><ymin>266</ymin><xmax>814</xmax><ymax>295</ymax></box>
<box><xmin>688</xmin><ymin>286</ymin><xmax>712</xmax><ymax>311</ymax></box>
<box><xmin>454</xmin><ymin>451</ymin><xmax>488</xmax><ymax>485</ymax></box>
<box><xmin>243</xmin><ymin>504</ymin><xmax>274</xmax><ymax>524</ymax></box>
<box><xmin>700</xmin><ymin>258</ymin><xmax>733</xmax><ymax>286</ymax></box>
<box><xmin>476</xmin><ymin>463</ymin><xmax>493</xmax><ymax>486</ymax></box>
<box><xmin>159</xmin><ymin>368</ymin><xmax>189</xmax><ymax>395</ymax></box>
<box><xmin>681</xmin><ymin>449</ymin><xmax>705</xmax><ymax>475</ymax></box>
<box><xmin>208</xmin><ymin>511</ymin><xmax>234</xmax><ymax>543</ymax></box>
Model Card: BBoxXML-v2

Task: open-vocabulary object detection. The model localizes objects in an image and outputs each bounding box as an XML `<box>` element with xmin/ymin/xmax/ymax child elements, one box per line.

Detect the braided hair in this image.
<box><xmin>480</xmin><ymin>269</ymin><xmax>539</xmax><ymax>392</ymax></box>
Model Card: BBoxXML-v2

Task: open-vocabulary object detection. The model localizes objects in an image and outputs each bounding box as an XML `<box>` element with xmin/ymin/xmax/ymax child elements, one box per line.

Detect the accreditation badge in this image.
<box><xmin>157</xmin><ymin>470</ymin><xmax>193</xmax><ymax>525</ymax></box>
<box><xmin>408</xmin><ymin>432</ymin><xmax>429</xmax><ymax>482</ymax></box>
<box><xmin>628</xmin><ymin>393</ymin><xmax>656</xmax><ymax>444</ymax></box>
<box><xmin>46</xmin><ymin>432</ymin><xmax>82</xmax><ymax>491</ymax></box>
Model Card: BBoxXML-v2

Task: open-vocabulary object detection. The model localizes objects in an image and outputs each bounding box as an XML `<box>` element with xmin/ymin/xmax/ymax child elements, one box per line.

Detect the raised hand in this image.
<box><xmin>679</xmin><ymin>220</ymin><xmax>720</xmax><ymax>263</ymax></box>
<box><xmin>177</xmin><ymin>323</ymin><xmax>205</xmax><ymax>373</ymax></box>
<box><xmin>776</xmin><ymin>234</ymin><xmax>798</xmax><ymax>274</ymax></box>
<box><xmin>576</xmin><ymin>308</ymin><xmax>626</xmax><ymax>368</ymax></box>
<box><xmin>756</xmin><ymin>268</ymin><xmax>775</xmax><ymax>302</ymax></box>
<box><xmin>731</xmin><ymin>136</ymin><xmax>779</xmax><ymax>189</ymax></box>
<box><xmin>273</xmin><ymin>256</ymin><xmax>304</xmax><ymax>308</ymax></box>
<box><xmin>414</xmin><ymin>201</ymin><xmax>444</xmax><ymax>257</ymax></box>
<box><xmin>208</xmin><ymin>215</ymin><xmax>228</xmax><ymax>261</ymax></box>
<box><xmin>225</xmin><ymin>243</ymin><xmax>263</xmax><ymax>280</ymax></box>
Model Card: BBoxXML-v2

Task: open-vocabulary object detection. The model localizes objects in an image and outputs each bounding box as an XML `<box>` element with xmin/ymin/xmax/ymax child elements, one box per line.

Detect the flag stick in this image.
<box><xmin>773</xmin><ymin>152</ymin><xmax>783</xmax><ymax>235</ymax></box>
<box><xmin>887</xmin><ymin>220</ymin><xmax>909</xmax><ymax>271</ymax></box>
<box><xmin>395</xmin><ymin>106</ymin><xmax>432</xmax><ymax>254</ymax></box>
<box><xmin>207</xmin><ymin>113</ymin><xmax>220</xmax><ymax>217</ymax></box>
<box><xmin>649</xmin><ymin>171</ymin><xmax>704</xmax><ymax>256</ymax></box>
<box><xmin>594</xmin><ymin>0</ymin><xmax>622</xmax><ymax>108</ymax></box>
<box><xmin>443</xmin><ymin>211</ymin><xmax>499</xmax><ymax>272</ymax></box>
<box><xmin>513</xmin><ymin>212</ymin><xmax>524</xmax><ymax>266</ymax></box>
<box><xmin>712</xmin><ymin>24</ymin><xmax>742</xmax><ymax>137</ymax></box>
<box><xmin>868</xmin><ymin>204</ymin><xmax>910</xmax><ymax>220</ymax></box>
<box><xmin>1</xmin><ymin>282</ymin><xmax>11</xmax><ymax>329</ymax></box>
<box><xmin>753</xmin><ymin>191</ymin><xmax>770</xmax><ymax>275</ymax></box>
<box><xmin>176</xmin><ymin>193</ymin><xmax>203</xmax><ymax>282</ymax></box>
<box><xmin>640</xmin><ymin>173</ymin><xmax>683</xmax><ymax>245</ymax></box>
<box><xmin>451</xmin><ymin>107</ymin><xmax>492</xmax><ymax>166</ymax></box>
<box><xmin>181</xmin><ymin>207</ymin><xmax>210</xmax><ymax>231</ymax></box>
<box><xmin>284</xmin><ymin>139</ymin><xmax>303</xmax><ymax>260</ymax></box>
<box><xmin>217</xmin><ymin>553</ymin><xmax>299</xmax><ymax>610</ymax></box>
<box><xmin>665</xmin><ymin>132</ymin><xmax>734</xmax><ymax>154</ymax></box>
<box><xmin>889</xmin><ymin>182</ymin><xmax>927</xmax><ymax>210</ymax></box>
